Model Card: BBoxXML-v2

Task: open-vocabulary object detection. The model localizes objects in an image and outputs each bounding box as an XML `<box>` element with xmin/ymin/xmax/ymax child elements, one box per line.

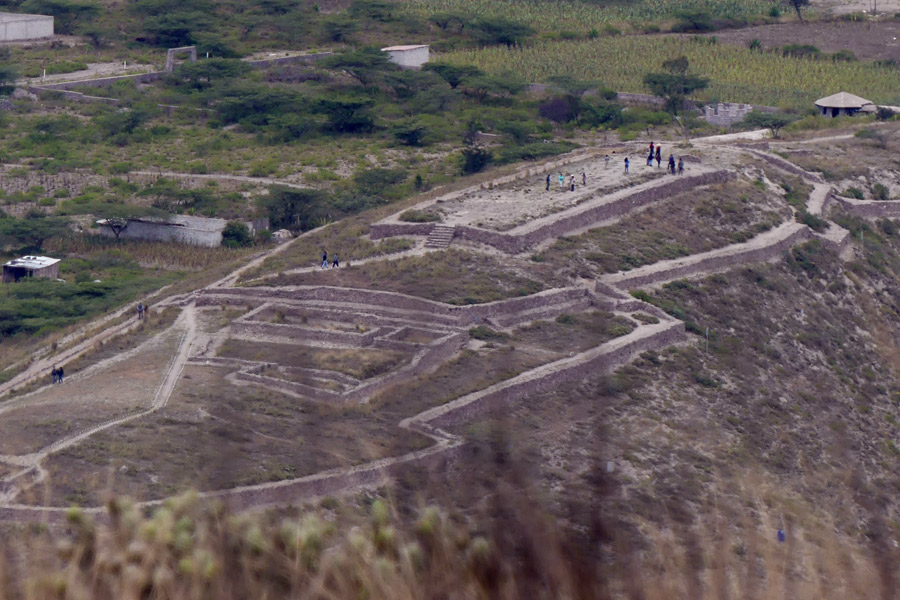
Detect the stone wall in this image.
<box><xmin>611</xmin><ymin>225</ymin><xmax>813</xmax><ymax>290</ymax></box>
<box><xmin>423</xmin><ymin>321</ymin><xmax>686</xmax><ymax>430</ymax></box>
<box><xmin>230</xmin><ymin>321</ymin><xmax>383</xmax><ymax>347</ymax></box>
<box><xmin>833</xmin><ymin>195</ymin><xmax>900</xmax><ymax>219</ymax></box>
<box><xmin>372</xmin><ymin>170</ymin><xmax>735</xmax><ymax>254</ymax></box>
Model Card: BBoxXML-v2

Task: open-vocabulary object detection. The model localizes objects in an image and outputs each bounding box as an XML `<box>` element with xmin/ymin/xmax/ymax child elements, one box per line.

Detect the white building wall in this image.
<box><xmin>385</xmin><ymin>46</ymin><xmax>429</xmax><ymax>69</ymax></box>
<box><xmin>0</xmin><ymin>15</ymin><xmax>53</xmax><ymax>41</ymax></box>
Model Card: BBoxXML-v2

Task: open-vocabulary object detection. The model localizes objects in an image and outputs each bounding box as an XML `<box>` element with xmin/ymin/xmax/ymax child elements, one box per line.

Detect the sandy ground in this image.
<box><xmin>706</xmin><ymin>19</ymin><xmax>900</xmax><ymax>61</ymax></box>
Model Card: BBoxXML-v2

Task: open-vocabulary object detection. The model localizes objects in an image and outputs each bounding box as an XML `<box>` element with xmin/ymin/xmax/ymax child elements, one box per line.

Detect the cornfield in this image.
<box><xmin>404</xmin><ymin>0</ymin><xmax>778</xmax><ymax>32</ymax></box>
<box><xmin>439</xmin><ymin>37</ymin><xmax>900</xmax><ymax>108</ymax></box>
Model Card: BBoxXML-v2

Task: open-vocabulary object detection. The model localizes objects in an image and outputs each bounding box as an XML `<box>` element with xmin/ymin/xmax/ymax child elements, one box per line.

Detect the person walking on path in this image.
<box><xmin>677</xmin><ymin>157</ymin><xmax>684</xmax><ymax>175</ymax></box>
<box><xmin>668</xmin><ymin>154</ymin><xmax>676</xmax><ymax>174</ymax></box>
<box><xmin>655</xmin><ymin>146</ymin><xmax>662</xmax><ymax>167</ymax></box>
<box><xmin>57</xmin><ymin>366</ymin><xmax>64</xmax><ymax>384</ymax></box>
<box><xmin>546</xmin><ymin>173</ymin><xmax>551</xmax><ymax>191</ymax></box>
<box><xmin>51</xmin><ymin>367</ymin><xmax>58</xmax><ymax>384</ymax></box>
<box><xmin>321</xmin><ymin>251</ymin><xmax>328</xmax><ymax>269</ymax></box>
<box><xmin>582</xmin><ymin>172</ymin><xmax>586</xmax><ymax>186</ymax></box>
<box><xmin>570</xmin><ymin>174</ymin><xmax>576</xmax><ymax>191</ymax></box>
<box><xmin>137</xmin><ymin>302</ymin><xmax>144</xmax><ymax>320</ymax></box>
<box><xmin>332</xmin><ymin>253</ymin><xmax>340</xmax><ymax>268</ymax></box>
<box><xmin>558</xmin><ymin>172</ymin><xmax>564</xmax><ymax>190</ymax></box>
<box><xmin>605</xmin><ymin>155</ymin><xmax>610</xmax><ymax>169</ymax></box>
<box><xmin>624</xmin><ymin>157</ymin><xmax>630</xmax><ymax>173</ymax></box>
<box><xmin>649</xmin><ymin>141</ymin><xmax>655</xmax><ymax>156</ymax></box>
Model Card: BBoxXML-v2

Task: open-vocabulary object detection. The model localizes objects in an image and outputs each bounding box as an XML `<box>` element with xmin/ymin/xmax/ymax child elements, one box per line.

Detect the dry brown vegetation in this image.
<box><xmin>536</xmin><ymin>178</ymin><xmax>789</xmax><ymax>276</ymax></box>
<box><xmin>265</xmin><ymin>249</ymin><xmax>557</xmax><ymax>304</ymax></box>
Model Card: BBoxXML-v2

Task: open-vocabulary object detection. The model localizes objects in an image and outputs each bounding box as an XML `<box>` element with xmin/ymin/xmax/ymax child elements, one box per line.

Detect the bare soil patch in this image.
<box><xmin>217</xmin><ymin>339</ymin><xmax>409</xmax><ymax>379</ymax></box>
<box><xmin>704</xmin><ymin>20</ymin><xmax>900</xmax><ymax>61</ymax></box>
<box><xmin>266</xmin><ymin>249</ymin><xmax>556</xmax><ymax>304</ymax></box>
<box><xmin>512</xmin><ymin>311</ymin><xmax>636</xmax><ymax>353</ymax></box>
<box><xmin>0</xmin><ymin>327</ymin><xmax>182</xmax><ymax>455</ymax></box>
<box><xmin>33</xmin><ymin>366</ymin><xmax>430</xmax><ymax>506</ymax></box>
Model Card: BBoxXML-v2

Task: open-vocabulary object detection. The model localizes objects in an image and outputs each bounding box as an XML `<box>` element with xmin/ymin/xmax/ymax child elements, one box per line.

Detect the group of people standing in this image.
<box><xmin>50</xmin><ymin>366</ymin><xmax>64</xmax><ymax>384</ymax></box>
<box><xmin>643</xmin><ymin>141</ymin><xmax>684</xmax><ymax>175</ymax></box>
<box><xmin>546</xmin><ymin>171</ymin><xmax>587</xmax><ymax>192</ymax></box>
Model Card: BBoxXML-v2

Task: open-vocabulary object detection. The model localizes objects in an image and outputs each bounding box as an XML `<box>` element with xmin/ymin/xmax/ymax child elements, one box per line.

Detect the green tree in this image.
<box><xmin>259</xmin><ymin>187</ymin><xmax>328</xmax><ymax>231</ymax></box>
<box><xmin>319</xmin><ymin>47</ymin><xmax>395</xmax><ymax>87</ymax></box>
<box><xmin>0</xmin><ymin>215</ymin><xmax>69</xmax><ymax>251</ymax></box>
<box><xmin>469</xmin><ymin>17</ymin><xmax>534</xmax><ymax>46</ymax></box>
<box><xmin>221</xmin><ymin>221</ymin><xmax>253</xmax><ymax>248</ymax></box>
<box><xmin>173</xmin><ymin>58</ymin><xmax>251</xmax><ymax>90</ymax></box>
<box><xmin>424</xmin><ymin>63</ymin><xmax>483</xmax><ymax>89</ymax></box>
<box><xmin>643</xmin><ymin>56</ymin><xmax>708</xmax><ymax>115</ymax></box>
<box><xmin>742</xmin><ymin>111</ymin><xmax>797</xmax><ymax>138</ymax></box>
<box><xmin>20</xmin><ymin>0</ymin><xmax>98</xmax><ymax>35</ymax></box>
<box><xmin>315</xmin><ymin>96</ymin><xmax>375</xmax><ymax>133</ymax></box>
<box><xmin>391</xmin><ymin>118</ymin><xmax>428</xmax><ymax>146</ymax></box>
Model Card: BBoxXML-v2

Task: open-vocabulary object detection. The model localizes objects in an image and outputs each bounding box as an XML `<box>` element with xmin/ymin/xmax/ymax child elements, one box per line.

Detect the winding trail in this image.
<box><xmin>0</xmin><ymin>133</ymin><xmax>870</xmax><ymax>519</ymax></box>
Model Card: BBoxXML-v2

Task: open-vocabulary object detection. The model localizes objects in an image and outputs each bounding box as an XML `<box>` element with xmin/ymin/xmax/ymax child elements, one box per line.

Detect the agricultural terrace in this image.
<box><xmin>404</xmin><ymin>0</ymin><xmax>779</xmax><ymax>32</ymax></box>
<box><xmin>439</xmin><ymin>36</ymin><xmax>900</xmax><ymax>108</ymax></box>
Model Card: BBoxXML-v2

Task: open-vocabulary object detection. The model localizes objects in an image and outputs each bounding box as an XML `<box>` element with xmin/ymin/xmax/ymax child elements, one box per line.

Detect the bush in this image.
<box><xmin>468</xmin><ymin>325</ymin><xmax>508</xmax><ymax>341</ymax></box>
<box><xmin>461</xmin><ymin>146</ymin><xmax>491</xmax><ymax>175</ymax></box>
<box><xmin>221</xmin><ymin>221</ymin><xmax>254</xmax><ymax>248</ymax></box>
<box><xmin>844</xmin><ymin>187</ymin><xmax>864</xmax><ymax>199</ymax></box>
<box><xmin>399</xmin><ymin>210</ymin><xmax>440</xmax><ymax>223</ymax></box>
<box><xmin>781</xmin><ymin>44</ymin><xmax>820</xmax><ymax>59</ymax></box>
<box><xmin>873</xmin><ymin>183</ymin><xmax>890</xmax><ymax>200</ymax></box>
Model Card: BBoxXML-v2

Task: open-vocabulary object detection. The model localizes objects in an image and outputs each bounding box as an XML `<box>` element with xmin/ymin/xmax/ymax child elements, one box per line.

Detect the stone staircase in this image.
<box><xmin>425</xmin><ymin>225</ymin><xmax>456</xmax><ymax>249</ymax></box>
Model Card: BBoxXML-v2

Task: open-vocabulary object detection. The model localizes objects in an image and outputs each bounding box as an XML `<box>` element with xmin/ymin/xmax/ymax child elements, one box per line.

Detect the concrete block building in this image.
<box><xmin>0</xmin><ymin>12</ymin><xmax>53</xmax><ymax>42</ymax></box>
<box><xmin>2</xmin><ymin>255</ymin><xmax>60</xmax><ymax>282</ymax></box>
<box><xmin>381</xmin><ymin>45</ymin><xmax>429</xmax><ymax>69</ymax></box>
<box><xmin>96</xmin><ymin>214</ymin><xmax>268</xmax><ymax>247</ymax></box>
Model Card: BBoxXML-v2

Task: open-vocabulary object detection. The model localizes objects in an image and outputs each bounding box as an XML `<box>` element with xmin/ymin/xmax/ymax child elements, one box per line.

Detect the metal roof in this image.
<box><xmin>3</xmin><ymin>255</ymin><xmax>60</xmax><ymax>269</ymax></box>
<box><xmin>814</xmin><ymin>92</ymin><xmax>873</xmax><ymax>109</ymax></box>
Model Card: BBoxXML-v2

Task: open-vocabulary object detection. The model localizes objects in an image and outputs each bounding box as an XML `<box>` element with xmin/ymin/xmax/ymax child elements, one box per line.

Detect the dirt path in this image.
<box><xmin>129</xmin><ymin>170</ymin><xmax>307</xmax><ymax>190</ymax></box>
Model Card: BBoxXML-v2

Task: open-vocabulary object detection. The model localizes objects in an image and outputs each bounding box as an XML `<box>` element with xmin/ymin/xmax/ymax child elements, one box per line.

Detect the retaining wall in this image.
<box><xmin>419</xmin><ymin>320</ymin><xmax>686</xmax><ymax>430</ymax></box>
<box><xmin>230</xmin><ymin>321</ymin><xmax>383</xmax><ymax>347</ymax></box>
<box><xmin>610</xmin><ymin>224</ymin><xmax>814</xmax><ymax>289</ymax></box>
<box><xmin>750</xmin><ymin>150</ymin><xmax>824</xmax><ymax>182</ymax></box>
<box><xmin>234</xmin><ymin>371</ymin><xmax>341</xmax><ymax>402</ymax></box>
<box><xmin>372</xmin><ymin>171</ymin><xmax>735</xmax><ymax>254</ymax></box>
<box><xmin>833</xmin><ymin>195</ymin><xmax>900</xmax><ymax>219</ymax></box>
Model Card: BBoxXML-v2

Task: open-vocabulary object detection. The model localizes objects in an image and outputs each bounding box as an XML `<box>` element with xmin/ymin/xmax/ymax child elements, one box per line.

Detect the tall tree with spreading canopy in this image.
<box><xmin>788</xmin><ymin>0</ymin><xmax>810</xmax><ymax>22</ymax></box>
<box><xmin>643</xmin><ymin>56</ymin><xmax>708</xmax><ymax>115</ymax></box>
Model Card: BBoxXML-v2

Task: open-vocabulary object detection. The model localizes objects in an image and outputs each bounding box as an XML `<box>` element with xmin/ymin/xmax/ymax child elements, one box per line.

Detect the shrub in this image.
<box><xmin>221</xmin><ymin>221</ymin><xmax>254</xmax><ymax>248</ymax></box>
<box><xmin>844</xmin><ymin>187</ymin><xmax>864</xmax><ymax>199</ymax></box>
<box><xmin>398</xmin><ymin>210</ymin><xmax>440</xmax><ymax>223</ymax></box>
<box><xmin>781</xmin><ymin>44</ymin><xmax>820</xmax><ymax>59</ymax></box>
<box><xmin>873</xmin><ymin>183</ymin><xmax>890</xmax><ymax>200</ymax></box>
<box><xmin>461</xmin><ymin>146</ymin><xmax>491</xmax><ymax>175</ymax></box>
<box><xmin>469</xmin><ymin>325</ymin><xmax>508</xmax><ymax>341</ymax></box>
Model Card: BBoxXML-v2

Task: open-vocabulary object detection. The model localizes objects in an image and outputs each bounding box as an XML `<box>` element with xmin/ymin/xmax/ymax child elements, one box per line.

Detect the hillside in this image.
<box><xmin>3</xmin><ymin>0</ymin><xmax>900</xmax><ymax>597</ymax></box>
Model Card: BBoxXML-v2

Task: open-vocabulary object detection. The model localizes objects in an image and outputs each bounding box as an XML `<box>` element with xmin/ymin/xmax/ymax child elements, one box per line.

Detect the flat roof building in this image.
<box><xmin>2</xmin><ymin>255</ymin><xmax>60</xmax><ymax>283</ymax></box>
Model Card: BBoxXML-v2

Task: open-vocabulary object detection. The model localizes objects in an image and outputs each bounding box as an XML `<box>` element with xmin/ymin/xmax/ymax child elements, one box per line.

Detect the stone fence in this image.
<box><xmin>833</xmin><ymin>195</ymin><xmax>900</xmax><ymax>219</ymax></box>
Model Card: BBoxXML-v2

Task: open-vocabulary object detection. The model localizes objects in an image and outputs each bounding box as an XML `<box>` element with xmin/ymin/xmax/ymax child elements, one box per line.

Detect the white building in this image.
<box><xmin>0</xmin><ymin>12</ymin><xmax>53</xmax><ymax>42</ymax></box>
<box><xmin>381</xmin><ymin>45</ymin><xmax>429</xmax><ymax>69</ymax></box>
<box><xmin>815</xmin><ymin>92</ymin><xmax>876</xmax><ymax>118</ymax></box>
<box><xmin>2</xmin><ymin>255</ymin><xmax>59</xmax><ymax>282</ymax></box>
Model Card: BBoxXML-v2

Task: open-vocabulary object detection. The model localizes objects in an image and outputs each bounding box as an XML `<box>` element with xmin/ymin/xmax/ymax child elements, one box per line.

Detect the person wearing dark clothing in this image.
<box><xmin>57</xmin><ymin>367</ymin><xmax>64</xmax><ymax>384</ymax></box>
<box><xmin>51</xmin><ymin>367</ymin><xmax>58</xmax><ymax>384</ymax></box>
<box><xmin>677</xmin><ymin>157</ymin><xmax>684</xmax><ymax>175</ymax></box>
<box><xmin>649</xmin><ymin>141</ymin><xmax>655</xmax><ymax>156</ymax></box>
<box><xmin>624</xmin><ymin>157</ymin><xmax>630</xmax><ymax>173</ymax></box>
<box><xmin>668</xmin><ymin>154</ymin><xmax>676</xmax><ymax>174</ymax></box>
<box><xmin>332</xmin><ymin>254</ymin><xmax>340</xmax><ymax>268</ymax></box>
<box><xmin>321</xmin><ymin>251</ymin><xmax>328</xmax><ymax>269</ymax></box>
<box><xmin>582</xmin><ymin>172</ymin><xmax>586</xmax><ymax>186</ymax></box>
<box><xmin>546</xmin><ymin>173</ymin><xmax>551</xmax><ymax>191</ymax></box>
<box><xmin>646</xmin><ymin>151</ymin><xmax>653</xmax><ymax>167</ymax></box>
<box><xmin>655</xmin><ymin>146</ymin><xmax>662</xmax><ymax>167</ymax></box>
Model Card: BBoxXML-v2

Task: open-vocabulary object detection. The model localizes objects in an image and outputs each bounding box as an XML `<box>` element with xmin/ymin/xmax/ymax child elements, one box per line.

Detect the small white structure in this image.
<box><xmin>381</xmin><ymin>44</ymin><xmax>429</xmax><ymax>69</ymax></box>
<box><xmin>2</xmin><ymin>255</ymin><xmax>59</xmax><ymax>282</ymax></box>
<box><xmin>815</xmin><ymin>92</ymin><xmax>876</xmax><ymax>118</ymax></box>
<box><xmin>0</xmin><ymin>12</ymin><xmax>53</xmax><ymax>42</ymax></box>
